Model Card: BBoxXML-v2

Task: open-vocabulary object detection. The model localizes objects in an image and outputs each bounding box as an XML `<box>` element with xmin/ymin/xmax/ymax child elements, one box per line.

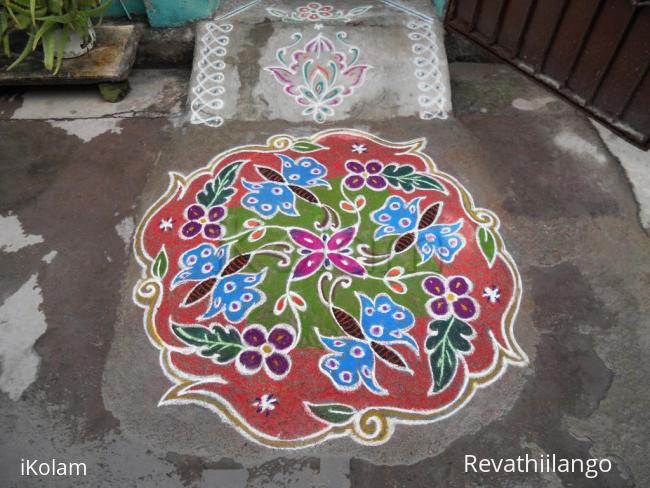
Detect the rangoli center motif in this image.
<box><xmin>267</xmin><ymin>33</ymin><xmax>370</xmax><ymax>123</ymax></box>
<box><xmin>134</xmin><ymin>130</ymin><xmax>527</xmax><ymax>447</ymax></box>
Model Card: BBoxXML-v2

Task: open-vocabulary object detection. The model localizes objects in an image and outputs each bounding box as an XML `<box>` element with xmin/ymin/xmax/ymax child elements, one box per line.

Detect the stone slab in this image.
<box><xmin>189</xmin><ymin>0</ymin><xmax>451</xmax><ymax>127</ymax></box>
<box><xmin>0</xmin><ymin>25</ymin><xmax>139</xmax><ymax>86</ymax></box>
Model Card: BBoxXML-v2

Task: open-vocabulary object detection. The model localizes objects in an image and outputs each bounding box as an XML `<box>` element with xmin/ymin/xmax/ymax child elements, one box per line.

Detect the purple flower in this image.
<box><xmin>422</xmin><ymin>275</ymin><xmax>479</xmax><ymax>321</ymax></box>
<box><xmin>181</xmin><ymin>204</ymin><xmax>226</xmax><ymax>240</ymax></box>
<box><xmin>236</xmin><ymin>324</ymin><xmax>296</xmax><ymax>380</ymax></box>
<box><xmin>344</xmin><ymin>160</ymin><xmax>387</xmax><ymax>191</ymax></box>
<box><xmin>289</xmin><ymin>226</ymin><xmax>366</xmax><ymax>280</ymax></box>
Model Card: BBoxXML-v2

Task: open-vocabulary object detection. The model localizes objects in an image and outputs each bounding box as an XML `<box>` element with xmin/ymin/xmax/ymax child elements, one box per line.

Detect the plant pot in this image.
<box><xmin>58</xmin><ymin>23</ymin><xmax>96</xmax><ymax>59</ymax></box>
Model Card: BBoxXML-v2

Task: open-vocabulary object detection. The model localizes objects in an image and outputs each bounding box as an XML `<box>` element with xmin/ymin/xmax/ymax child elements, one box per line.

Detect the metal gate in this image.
<box><xmin>445</xmin><ymin>0</ymin><xmax>650</xmax><ymax>149</ymax></box>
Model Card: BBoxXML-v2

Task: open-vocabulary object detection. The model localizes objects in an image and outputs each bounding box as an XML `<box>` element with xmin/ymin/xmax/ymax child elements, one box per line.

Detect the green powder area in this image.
<box><xmin>224</xmin><ymin>177</ymin><xmax>440</xmax><ymax>348</ymax></box>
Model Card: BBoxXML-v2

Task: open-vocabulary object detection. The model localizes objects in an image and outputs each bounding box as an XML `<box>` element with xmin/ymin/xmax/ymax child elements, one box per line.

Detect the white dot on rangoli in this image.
<box><xmin>340</xmin><ymin>371</ymin><xmax>353</xmax><ymax>383</ymax></box>
<box><xmin>326</xmin><ymin>358</ymin><xmax>339</xmax><ymax>369</ymax></box>
<box><xmin>351</xmin><ymin>346</ymin><xmax>364</xmax><ymax>358</ymax></box>
<box><xmin>370</xmin><ymin>325</ymin><xmax>383</xmax><ymax>336</ymax></box>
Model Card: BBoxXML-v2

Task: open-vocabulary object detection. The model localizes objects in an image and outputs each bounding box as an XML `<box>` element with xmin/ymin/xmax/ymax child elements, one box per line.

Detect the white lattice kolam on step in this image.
<box><xmin>408</xmin><ymin>19</ymin><xmax>449</xmax><ymax>120</ymax></box>
<box><xmin>190</xmin><ymin>23</ymin><xmax>232</xmax><ymax>128</ymax></box>
<box><xmin>189</xmin><ymin>2</ymin><xmax>451</xmax><ymax>127</ymax></box>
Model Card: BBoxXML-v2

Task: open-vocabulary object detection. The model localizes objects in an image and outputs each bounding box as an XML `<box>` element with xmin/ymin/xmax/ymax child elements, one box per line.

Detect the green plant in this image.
<box><xmin>0</xmin><ymin>0</ymin><xmax>112</xmax><ymax>74</ymax></box>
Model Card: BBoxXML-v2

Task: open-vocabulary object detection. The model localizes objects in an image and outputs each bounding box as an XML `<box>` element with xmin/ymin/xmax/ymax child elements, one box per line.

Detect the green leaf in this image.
<box><xmin>307</xmin><ymin>403</ymin><xmax>356</xmax><ymax>424</ymax></box>
<box><xmin>383</xmin><ymin>163</ymin><xmax>414</xmax><ymax>178</ymax></box>
<box><xmin>32</xmin><ymin>19</ymin><xmax>55</xmax><ymax>49</ymax></box>
<box><xmin>52</xmin><ymin>23</ymin><xmax>67</xmax><ymax>75</ymax></box>
<box><xmin>426</xmin><ymin>318</ymin><xmax>474</xmax><ymax>393</ymax></box>
<box><xmin>196</xmin><ymin>161</ymin><xmax>243</xmax><ymax>207</ymax></box>
<box><xmin>477</xmin><ymin>227</ymin><xmax>497</xmax><ymax>268</ymax></box>
<box><xmin>382</xmin><ymin>164</ymin><xmax>445</xmax><ymax>193</ymax></box>
<box><xmin>152</xmin><ymin>247</ymin><xmax>168</xmax><ymax>279</ymax></box>
<box><xmin>41</xmin><ymin>25</ymin><xmax>55</xmax><ymax>70</ymax></box>
<box><xmin>6</xmin><ymin>33</ymin><xmax>34</xmax><ymax>70</ymax></box>
<box><xmin>172</xmin><ymin>324</ymin><xmax>243</xmax><ymax>364</ymax></box>
<box><xmin>411</xmin><ymin>174</ymin><xmax>445</xmax><ymax>192</ymax></box>
<box><xmin>291</xmin><ymin>140</ymin><xmax>326</xmax><ymax>153</ymax></box>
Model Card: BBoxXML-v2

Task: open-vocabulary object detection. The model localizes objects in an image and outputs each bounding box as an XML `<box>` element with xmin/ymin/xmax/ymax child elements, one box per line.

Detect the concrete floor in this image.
<box><xmin>1</xmin><ymin>53</ymin><xmax>649</xmax><ymax>488</ymax></box>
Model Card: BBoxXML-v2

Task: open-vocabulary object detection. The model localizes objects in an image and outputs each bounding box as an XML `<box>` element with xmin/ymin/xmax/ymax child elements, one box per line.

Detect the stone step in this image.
<box><xmin>189</xmin><ymin>0</ymin><xmax>452</xmax><ymax>127</ymax></box>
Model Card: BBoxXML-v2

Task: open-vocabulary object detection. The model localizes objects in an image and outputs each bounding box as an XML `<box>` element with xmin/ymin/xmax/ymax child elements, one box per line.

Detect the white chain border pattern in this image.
<box><xmin>407</xmin><ymin>19</ymin><xmax>449</xmax><ymax>120</ymax></box>
<box><xmin>190</xmin><ymin>23</ymin><xmax>233</xmax><ymax>128</ymax></box>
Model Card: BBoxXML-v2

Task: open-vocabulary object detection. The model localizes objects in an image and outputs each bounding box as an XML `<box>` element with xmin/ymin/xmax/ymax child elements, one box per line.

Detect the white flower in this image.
<box><xmin>351</xmin><ymin>143</ymin><xmax>367</xmax><ymax>154</ymax></box>
<box><xmin>159</xmin><ymin>218</ymin><xmax>174</xmax><ymax>231</ymax></box>
<box><xmin>253</xmin><ymin>394</ymin><xmax>278</xmax><ymax>415</ymax></box>
<box><xmin>314</xmin><ymin>23</ymin><xmax>324</xmax><ymax>30</ymax></box>
<box><xmin>482</xmin><ymin>286</ymin><xmax>501</xmax><ymax>304</ymax></box>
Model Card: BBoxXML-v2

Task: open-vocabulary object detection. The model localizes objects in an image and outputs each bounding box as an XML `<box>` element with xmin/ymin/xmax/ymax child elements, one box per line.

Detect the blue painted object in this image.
<box><xmin>145</xmin><ymin>0</ymin><xmax>221</xmax><ymax>27</ymax></box>
<box><xmin>105</xmin><ymin>0</ymin><xmax>146</xmax><ymax>17</ymax></box>
<box><xmin>105</xmin><ymin>0</ymin><xmax>219</xmax><ymax>27</ymax></box>
<box><xmin>434</xmin><ymin>0</ymin><xmax>447</xmax><ymax>17</ymax></box>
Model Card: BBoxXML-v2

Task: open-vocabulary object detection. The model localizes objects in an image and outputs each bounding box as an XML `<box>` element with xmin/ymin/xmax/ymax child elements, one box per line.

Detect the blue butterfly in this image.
<box><xmin>371</xmin><ymin>196</ymin><xmax>465</xmax><ymax>264</ymax></box>
<box><xmin>171</xmin><ymin>243</ymin><xmax>267</xmax><ymax>323</ymax></box>
<box><xmin>318</xmin><ymin>293</ymin><xmax>417</xmax><ymax>395</ymax></box>
<box><xmin>241</xmin><ymin>154</ymin><xmax>329</xmax><ymax>219</ymax></box>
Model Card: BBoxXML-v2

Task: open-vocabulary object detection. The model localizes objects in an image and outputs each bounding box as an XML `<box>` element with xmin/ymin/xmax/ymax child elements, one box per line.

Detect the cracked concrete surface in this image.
<box><xmin>0</xmin><ymin>28</ymin><xmax>649</xmax><ymax>488</ymax></box>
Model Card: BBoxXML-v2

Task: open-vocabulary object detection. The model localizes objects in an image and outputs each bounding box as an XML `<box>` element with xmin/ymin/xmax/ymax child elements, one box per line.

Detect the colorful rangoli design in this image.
<box><xmin>267</xmin><ymin>3</ymin><xmax>372</xmax><ymax>23</ymax></box>
<box><xmin>266</xmin><ymin>33</ymin><xmax>370</xmax><ymax>123</ymax></box>
<box><xmin>134</xmin><ymin>130</ymin><xmax>527</xmax><ymax>447</ymax></box>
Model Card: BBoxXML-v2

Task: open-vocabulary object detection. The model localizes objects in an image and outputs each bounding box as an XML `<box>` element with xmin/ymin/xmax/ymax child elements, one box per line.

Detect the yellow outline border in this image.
<box><xmin>133</xmin><ymin>129</ymin><xmax>528</xmax><ymax>448</ymax></box>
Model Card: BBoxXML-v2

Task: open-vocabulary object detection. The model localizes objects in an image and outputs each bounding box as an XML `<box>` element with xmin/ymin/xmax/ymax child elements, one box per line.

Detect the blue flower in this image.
<box><xmin>371</xmin><ymin>196</ymin><xmax>465</xmax><ymax>264</ymax></box>
<box><xmin>241</xmin><ymin>154</ymin><xmax>329</xmax><ymax>219</ymax></box>
<box><xmin>171</xmin><ymin>243</ymin><xmax>267</xmax><ymax>323</ymax></box>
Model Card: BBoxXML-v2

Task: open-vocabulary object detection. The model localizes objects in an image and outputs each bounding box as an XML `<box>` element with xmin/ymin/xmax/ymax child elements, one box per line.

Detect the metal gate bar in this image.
<box><xmin>446</xmin><ymin>0</ymin><xmax>650</xmax><ymax>149</ymax></box>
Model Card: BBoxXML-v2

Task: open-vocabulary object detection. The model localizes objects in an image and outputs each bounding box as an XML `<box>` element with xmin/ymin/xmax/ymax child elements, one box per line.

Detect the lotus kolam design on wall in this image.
<box><xmin>133</xmin><ymin>130</ymin><xmax>527</xmax><ymax>447</ymax></box>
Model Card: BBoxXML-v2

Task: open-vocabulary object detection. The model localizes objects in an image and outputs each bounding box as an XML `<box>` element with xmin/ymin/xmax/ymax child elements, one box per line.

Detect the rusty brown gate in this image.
<box><xmin>445</xmin><ymin>0</ymin><xmax>650</xmax><ymax>149</ymax></box>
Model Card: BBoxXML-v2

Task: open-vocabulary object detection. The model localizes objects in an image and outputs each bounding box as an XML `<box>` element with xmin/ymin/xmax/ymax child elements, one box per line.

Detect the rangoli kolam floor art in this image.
<box><xmin>133</xmin><ymin>129</ymin><xmax>528</xmax><ymax>448</ymax></box>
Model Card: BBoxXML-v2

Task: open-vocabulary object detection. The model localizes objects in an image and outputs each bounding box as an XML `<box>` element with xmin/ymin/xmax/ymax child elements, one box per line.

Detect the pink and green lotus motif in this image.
<box><xmin>266</xmin><ymin>33</ymin><xmax>371</xmax><ymax>123</ymax></box>
<box><xmin>133</xmin><ymin>130</ymin><xmax>527</xmax><ymax>447</ymax></box>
